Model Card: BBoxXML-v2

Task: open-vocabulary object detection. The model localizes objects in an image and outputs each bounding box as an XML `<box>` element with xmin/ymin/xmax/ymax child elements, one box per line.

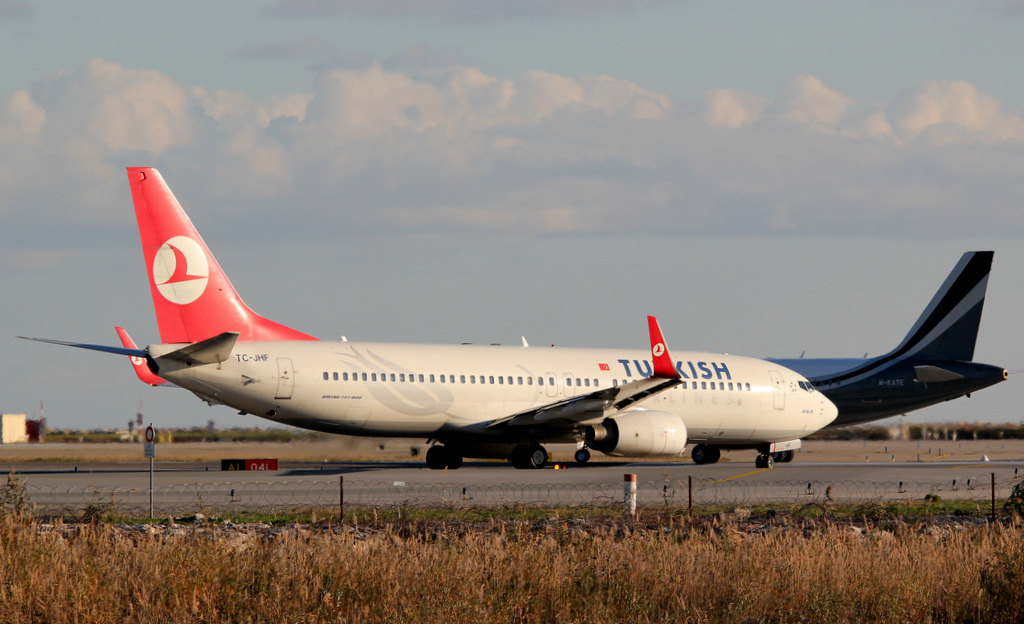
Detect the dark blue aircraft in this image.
<box><xmin>774</xmin><ymin>251</ymin><xmax>1007</xmax><ymax>428</ymax></box>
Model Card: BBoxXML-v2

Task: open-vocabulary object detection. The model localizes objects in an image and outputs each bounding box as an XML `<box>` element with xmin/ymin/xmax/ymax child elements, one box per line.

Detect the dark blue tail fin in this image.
<box><xmin>891</xmin><ymin>251</ymin><xmax>992</xmax><ymax>362</ymax></box>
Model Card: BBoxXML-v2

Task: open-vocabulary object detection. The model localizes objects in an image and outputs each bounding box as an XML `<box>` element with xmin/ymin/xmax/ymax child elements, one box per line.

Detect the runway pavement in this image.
<box><xmin>6</xmin><ymin>453</ymin><xmax>1024</xmax><ymax>515</ymax></box>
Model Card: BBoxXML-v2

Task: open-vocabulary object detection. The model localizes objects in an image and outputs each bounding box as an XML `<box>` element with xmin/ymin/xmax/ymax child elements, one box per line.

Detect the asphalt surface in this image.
<box><xmin>7</xmin><ymin>454</ymin><xmax>1024</xmax><ymax>514</ymax></box>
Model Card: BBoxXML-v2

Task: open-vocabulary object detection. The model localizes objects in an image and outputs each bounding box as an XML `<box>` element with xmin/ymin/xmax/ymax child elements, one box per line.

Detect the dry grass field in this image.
<box><xmin>4</xmin><ymin>437</ymin><xmax>1024</xmax><ymax>622</ymax></box>
<box><xmin>2</xmin><ymin>512</ymin><xmax>1024</xmax><ymax>623</ymax></box>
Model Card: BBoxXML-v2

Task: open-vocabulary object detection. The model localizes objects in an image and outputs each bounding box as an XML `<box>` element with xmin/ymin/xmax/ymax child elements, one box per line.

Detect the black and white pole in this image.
<box><xmin>144</xmin><ymin>425</ymin><xmax>156</xmax><ymax>518</ymax></box>
<box><xmin>624</xmin><ymin>473</ymin><xmax>637</xmax><ymax>517</ymax></box>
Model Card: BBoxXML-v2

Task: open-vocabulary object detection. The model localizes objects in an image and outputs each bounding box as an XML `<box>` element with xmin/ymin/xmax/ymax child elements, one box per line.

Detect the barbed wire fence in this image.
<box><xmin>19</xmin><ymin>472</ymin><xmax>1023</xmax><ymax>518</ymax></box>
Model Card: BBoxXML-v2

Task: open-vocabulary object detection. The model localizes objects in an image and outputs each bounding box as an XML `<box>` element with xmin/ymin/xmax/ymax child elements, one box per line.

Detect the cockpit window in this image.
<box><xmin>798</xmin><ymin>380</ymin><xmax>814</xmax><ymax>392</ymax></box>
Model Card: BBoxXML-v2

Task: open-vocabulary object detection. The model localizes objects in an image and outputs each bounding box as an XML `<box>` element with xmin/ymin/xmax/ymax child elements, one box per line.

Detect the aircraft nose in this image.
<box><xmin>819</xmin><ymin>393</ymin><xmax>839</xmax><ymax>428</ymax></box>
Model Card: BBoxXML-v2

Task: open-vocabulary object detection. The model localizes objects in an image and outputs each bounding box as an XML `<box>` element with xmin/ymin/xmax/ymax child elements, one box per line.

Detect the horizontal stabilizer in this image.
<box><xmin>157</xmin><ymin>332</ymin><xmax>239</xmax><ymax>366</ymax></box>
<box><xmin>17</xmin><ymin>336</ymin><xmax>146</xmax><ymax>358</ymax></box>
<box><xmin>914</xmin><ymin>365</ymin><xmax>965</xmax><ymax>383</ymax></box>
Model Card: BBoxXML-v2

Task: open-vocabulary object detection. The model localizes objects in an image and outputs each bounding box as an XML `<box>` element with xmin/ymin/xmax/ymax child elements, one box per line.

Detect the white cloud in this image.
<box><xmin>3</xmin><ymin>58</ymin><xmax>1024</xmax><ymax>242</ymax></box>
<box><xmin>885</xmin><ymin>81</ymin><xmax>1024</xmax><ymax>145</ymax></box>
<box><xmin>31</xmin><ymin>59</ymin><xmax>195</xmax><ymax>155</ymax></box>
<box><xmin>696</xmin><ymin>89</ymin><xmax>768</xmax><ymax>128</ymax></box>
<box><xmin>763</xmin><ymin>75</ymin><xmax>853</xmax><ymax>129</ymax></box>
<box><xmin>0</xmin><ymin>90</ymin><xmax>46</xmax><ymax>140</ymax></box>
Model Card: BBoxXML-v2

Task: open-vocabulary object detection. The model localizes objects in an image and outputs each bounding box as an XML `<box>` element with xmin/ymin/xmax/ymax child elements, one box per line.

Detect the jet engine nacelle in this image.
<box><xmin>584</xmin><ymin>410</ymin><xmax>688</xmax><ymax>457</ymax></box>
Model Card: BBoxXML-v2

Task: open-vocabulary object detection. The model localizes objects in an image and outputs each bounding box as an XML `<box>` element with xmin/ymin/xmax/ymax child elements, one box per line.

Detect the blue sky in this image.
<box><xmin>2</xmin><ymin>0</ymin><xmax>1023</xmax><ymax>431</ymax></box>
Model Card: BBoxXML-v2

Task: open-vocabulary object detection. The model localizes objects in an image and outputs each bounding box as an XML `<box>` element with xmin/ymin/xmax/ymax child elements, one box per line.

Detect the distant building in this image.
<box><xmin>1</xmin><ymin>414</ymin><xmax>28</xmax><ymax>444</ymax></box>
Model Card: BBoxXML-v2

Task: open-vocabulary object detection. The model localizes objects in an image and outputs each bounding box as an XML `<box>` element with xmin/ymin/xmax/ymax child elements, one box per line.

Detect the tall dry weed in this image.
<box><xmin>0</xmin><ymin>517</ymin><xmax>1020</xmax><ymax>623</ymax></box>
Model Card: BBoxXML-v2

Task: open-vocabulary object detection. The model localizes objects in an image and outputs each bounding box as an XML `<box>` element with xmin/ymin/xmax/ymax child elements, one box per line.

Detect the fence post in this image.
<box><xmin>340</xmin><ymin>475</ymin><xmax>344</xmax><ymax>520</ymax></box>
<box><xmin>624</xmin><ymin>473</ymin><xmax>637</xmax><ymax>517</ymax></box>
<box><xmin>992</xmin><ymin>472</ymin><xmax>996</xmax><ymax>523</ymax></box>
<box><xmin>688</xmin><ymin>475</ymin><xmax>693</xmax><ymax>521</ymax></box>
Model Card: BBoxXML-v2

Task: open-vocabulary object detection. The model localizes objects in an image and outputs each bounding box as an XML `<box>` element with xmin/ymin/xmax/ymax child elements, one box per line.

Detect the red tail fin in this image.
<box><xmin>126</xmin><ymin>168</ymin><xmax>318</xmax><ymax>344</ymax></box>
<box><xmin>647</xmin><ymin>315</ymin><xmax>679</xmax><ymax>379</ymax></box>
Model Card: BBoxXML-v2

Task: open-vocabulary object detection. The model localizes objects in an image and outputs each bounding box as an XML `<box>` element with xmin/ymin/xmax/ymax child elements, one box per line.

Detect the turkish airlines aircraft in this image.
<box><xmin>24</xmin><ymin>168</ymin><xmax>837</xmax><ymax>469</ymax></box>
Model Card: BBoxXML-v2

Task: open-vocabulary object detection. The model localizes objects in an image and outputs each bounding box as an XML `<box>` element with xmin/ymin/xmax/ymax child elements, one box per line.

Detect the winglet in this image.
<box><xmin>116</xmin><ymin>327</ymin><xmax>169</xmax><ymax>386</ymax></box>
<box><xmin>647</xmin><ymin>315</ymin><xmax>679</xmax><ymax>379</ymax></box>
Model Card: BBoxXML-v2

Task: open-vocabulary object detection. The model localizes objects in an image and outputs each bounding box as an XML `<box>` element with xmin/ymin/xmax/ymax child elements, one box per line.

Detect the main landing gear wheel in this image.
<box><xmin>754</xmin><ymin>454</ymin><xmax>775</xmax><ymax>470</ymax></box>
<box><xmin>691</xmin><ymin>444</ymin><xmax>722</xmax><ymax>465</ymax></box>
<box><xmin>769</xmin><ymin>450</ymin><xmax>795</xmax><ymax>463</ymax></box>
<box><xmin>425</xmin><ymin>445</ymin><xmax>463</xmax><ymax>470</ymax></box>
<box><xmin>574</xmin><ymin>448</ymin><xmax>591</xmax><ymax>464</ymax></box>
<box><xmin>510</xmin><ymin>443</ymin><xmax>548</xmax><ymax>469</ymax></box>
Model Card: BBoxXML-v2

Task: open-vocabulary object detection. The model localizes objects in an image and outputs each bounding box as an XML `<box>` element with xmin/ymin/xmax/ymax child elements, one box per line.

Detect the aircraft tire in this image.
<box><xmin>527</xmin><ymin>444</ymin><xmax>548</xmax><ymax>469</ymax></box>
<box><xmin>692</xmin><ymin>444</ymin><xmax>721</xmax><ymax>465</ymax></box>
<box><xmin>509</xmin><ymin>444</ymin><xmax>530</xmax><ymax>469</ymax></box>
<box><xmin>692</xmin><ymin>445</ymin><xmax>709</xmax><ymax>464</ymax></box>
<box><xmin>574</xmin><ymin>448</ymin><xmax>591</xmax><ymax>464</ymax></box>
<box><xmin>426</xmin><ymin>445</ymin><xmax>448</xmax><ymax>470</ymax></box>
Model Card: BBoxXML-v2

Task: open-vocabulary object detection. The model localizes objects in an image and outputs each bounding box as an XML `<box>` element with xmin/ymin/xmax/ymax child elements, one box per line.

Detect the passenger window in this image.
<box><xmin>361</xmin><ymin>373</ymin><xmax>367</xmax><ymax>381</ymax></box>
<box><xmin>728</xmin><ymin>382</ymin><xmax>733</xmax><ymax>390</ymax></box>
<box><xmin>460</xmin><ymin>375</ymin><xmax>466</xmax><ymax>383</ymax></box>
<box><xmin>538</xmin><ymin>377</ymin><xmax>544</xmax><ymax>386</ymax></box>
<box><xmin>745</xmin><ymin>383</ymin><xmax>751</xmax><ymax>391</ymax></box>
<box><xmin>489</xmin><ymin>376</ymin><xmax>494</xmax><ymax>384</ymax></box>
<box><xmin>399</xmin><ymin>373</ymin><xmax>405</xmax><ymax>382</ymax></box>
<box><xmin>701</xmin><ymin>381</ymin><xmax>707</xmax><ymax>390</ymax></box>
<box><xmin>498</xmin><ymin>376</ymin><xmax>504</xmax><ymax>384</ymax></box>
<box><xmin>323</xmin><ymin>372</ymin><xmax>329</xmax><ymax>381</ymax></box>
<box><xmin>371</xmin><ymin>373</ymin><xmax>377</xmax><ymax>382</ymax></box>
<box><xmin>527</xmin><ymin>377</ymin><xmax>532</xmax><ymax>385</ymax></box>
<box><xmin>429</xmin><ymin>374</ymin><xmax>435</xmax><ymax>383</ymax></box>
<box><xmin>549</xmin><ymin>377</ymin><xmax>555</xmax><ymax>386</ymax></box>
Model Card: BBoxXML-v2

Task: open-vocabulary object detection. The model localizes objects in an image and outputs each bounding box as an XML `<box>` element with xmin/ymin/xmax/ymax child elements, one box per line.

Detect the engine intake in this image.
<box><xmin>584</xmin><ymin>410</ymin><xmax>688</xmax><ymax>457</ymax></box>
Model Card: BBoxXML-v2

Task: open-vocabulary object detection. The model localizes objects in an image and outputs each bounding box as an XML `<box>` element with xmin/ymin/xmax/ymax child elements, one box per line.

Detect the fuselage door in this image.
<box><xmin>276</xmin><ymin>357</ymin><xmax>295</xmax><ymax>399</ymax></box>
<box><xmin>544</xmin><ymin>372</ymin><xmax>558</xmax><ymax>398</ymax></box>
<box><xmin>769</xmin><ymin>370</ymin><xmax>785</xmax><ymax>410</ymax></box>
<box><xmin>563</xmin><ymin>373</ymin><xmax>576</xmax><ymax>397</ymax></box>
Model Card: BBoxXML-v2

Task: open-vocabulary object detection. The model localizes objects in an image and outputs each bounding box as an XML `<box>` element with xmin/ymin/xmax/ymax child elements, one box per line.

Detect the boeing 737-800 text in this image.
<box><xmin>22</xmin><ymin>168</ymin><xmax>839</xmax><ymax>469</ymax></box>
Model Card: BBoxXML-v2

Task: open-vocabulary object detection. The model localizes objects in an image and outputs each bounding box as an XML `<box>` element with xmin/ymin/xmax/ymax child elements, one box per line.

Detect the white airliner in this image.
<box><xmin>23</xmin><ymin>168</ymin><xmax>837</xmax><ymax>469</ymax></box>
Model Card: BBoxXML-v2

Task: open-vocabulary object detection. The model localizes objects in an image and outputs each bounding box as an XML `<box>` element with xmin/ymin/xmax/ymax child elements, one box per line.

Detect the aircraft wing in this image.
<box><xmin>488</xmin><ymin>316</ymin><xmax>682</xmax><ymax>428</ymax></box>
